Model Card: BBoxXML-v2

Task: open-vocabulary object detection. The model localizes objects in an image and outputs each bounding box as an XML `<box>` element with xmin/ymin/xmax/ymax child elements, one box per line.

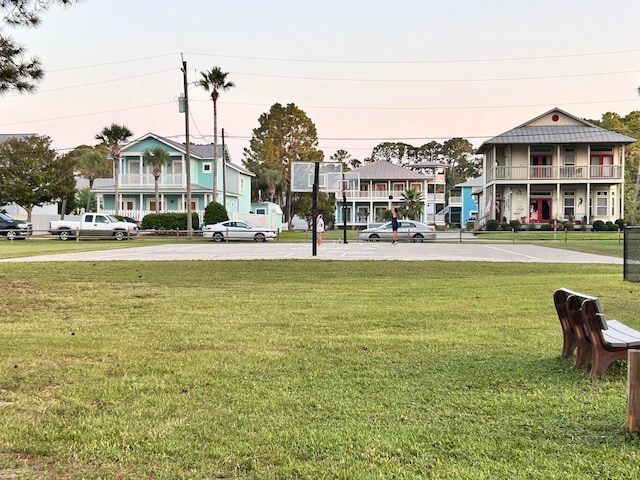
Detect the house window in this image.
<box><xmin>563</xmin><ymin>192</ymin><xmax>575</xmax><ymax>217</ymax></box>
<box><xmin>596</xmin><ymin>191</ymin><xmax>608</xmax><ymax>216</ymax></box>
<box><xmin>374</xmin><ymin>206</ymin><xmax>387</xmax><ymax>222</ymax></box>
<box><xmin>341</xmin><ymin>206</ymin><xmax>352</xmax><ymax>223</ymax></box>
<box><xmin>180</xmin><ymin>200</ymin><xmax>197</xmax><ymax>210</ymax></box>
<box><xmin>392</xmin><ymin>182</ymin><xmax>405</xmax><ymax>194</ymax></box>
<box><xmin>357</xmin><ymin>206</ymin><xmax>369</xmax><ymax>223</ymax></box>
<box><xmin>122</xmin><ymin>198</ymin><xmax>135</xmax><ymax>211</ymax></box>
<box><xmin>563</xmin><ymin>147</ymin><xmax>576</xmax><ymax>165</ymax></box>
<box><xmin>202</xmin><ymin>162</ymin><xmax>212</xmax><ymax>173</ymax></box>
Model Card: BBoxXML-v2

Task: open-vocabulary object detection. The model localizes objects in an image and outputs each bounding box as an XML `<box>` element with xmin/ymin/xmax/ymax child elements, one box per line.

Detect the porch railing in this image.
<box><xmin>487</xmin><ymin>165</ymin><xmax>622</xmax><ymax>182</ymax></box>
<box><xmin>120</xmin><ymin>173</ymin><xmax>185</xmax><ymax>187</ymax></box>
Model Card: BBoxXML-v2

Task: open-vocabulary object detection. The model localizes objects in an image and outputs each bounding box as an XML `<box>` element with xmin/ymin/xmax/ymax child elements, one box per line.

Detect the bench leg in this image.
<box><xmin>589</xmin><ymin>349</ymin><xmax>628</xmax><ymax>378</ymax></box>
<box><xmin>561</xmin><ymin>333</ymin><xmax>577</xmax><ymax>359</ymax></box>
<box><xmin>573</xmin><ymin>340</ymin><xmax>592</xmax><ymax>370</ymax></box>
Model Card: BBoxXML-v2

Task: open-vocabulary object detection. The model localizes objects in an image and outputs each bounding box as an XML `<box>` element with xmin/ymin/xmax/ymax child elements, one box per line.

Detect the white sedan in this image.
<box><xmin>202</xmin><ymin>220</ymin><xmax>277</xmax><ymax>242</ymax></box>
<box><xmin>359</xmin><ymin>220</ymin><xmax>436</xmax><ymax>242</ymax></box>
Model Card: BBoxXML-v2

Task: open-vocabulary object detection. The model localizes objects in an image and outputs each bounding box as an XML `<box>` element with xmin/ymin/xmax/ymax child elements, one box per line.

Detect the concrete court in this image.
<box><xmin>0</xmin><ymin>241</ymin><xmax>623</xmax><ymax>264</ymax></box>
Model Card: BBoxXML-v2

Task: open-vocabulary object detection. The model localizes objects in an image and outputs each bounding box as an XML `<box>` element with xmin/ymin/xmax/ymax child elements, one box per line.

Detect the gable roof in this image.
<box><xmin>477</xmin><ymin>108</ymin><xmax>636</xmax><ymax>153</ymax></box>
<box><xmin>345</xmin><ymin>161</ymin><xmax>430</xmax><ymax>181</ymax></box>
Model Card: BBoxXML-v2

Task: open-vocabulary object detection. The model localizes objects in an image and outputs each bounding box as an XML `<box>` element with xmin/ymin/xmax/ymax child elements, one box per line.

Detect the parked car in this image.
<box><xmin>48</xmin><ymin>213</ymin><xmax>137</xmax><ymax>241</ymax></box>
<box><xmin>119</xmin><ymin>216</ymin><xmax>141</xmax><ymax>229</ymax></box>
<box><xmin>359</xmin><ymin>220</ymin><xmax>436</xmax><ymax>242</ymax></box>
<box><xmin>202</xmin><ymin>220</ymin><xmax>277</xmax><ymax>242</ymax></box>
<box><xmin>0</xmin><ymin>212</ymin><xmax>32</xmax><ymax>240</ymax></box>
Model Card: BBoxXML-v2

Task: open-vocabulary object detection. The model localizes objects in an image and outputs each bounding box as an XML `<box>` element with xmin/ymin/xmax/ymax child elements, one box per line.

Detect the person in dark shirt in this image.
<box><xmin>391</xmin><ymin>207</ymin><xmax>399</xmax><ymax>245</ymax></box>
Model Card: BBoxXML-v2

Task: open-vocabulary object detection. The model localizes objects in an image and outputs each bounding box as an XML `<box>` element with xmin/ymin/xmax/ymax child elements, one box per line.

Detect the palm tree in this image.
<box><xmin>401</xmin><ymin>187</ymin><xmax>424</xmax><ymax>220</ymax></box>
<box><xmin>261</xmin><ymin>168</ymin><xmax>284</xmax><ymax>203</ymax></box>
<box><xmin>196</xmin><ymin>67</ymin><xmax>235</xmax><ymax>203</ymax></box>
<box><xmin>143</xmin><ymin>147</ymin><xmax>170</xmax><ymax>213</ymax></box>
<box><xmin>81</xmin><ymin>151</ymin><xmax>105</xmax><ymax>211</ymax></box>
<box><xmin>95</xmin><ymin>124</ymin><xmax>133</xmax><ymax>215</ymax></box>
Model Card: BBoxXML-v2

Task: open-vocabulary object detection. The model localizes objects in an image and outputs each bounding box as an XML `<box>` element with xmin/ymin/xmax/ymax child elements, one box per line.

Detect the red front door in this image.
<box><xmin>529</xmin><ymin>198</ymin><xmax>551</xmax><ymax>223</ymax></box>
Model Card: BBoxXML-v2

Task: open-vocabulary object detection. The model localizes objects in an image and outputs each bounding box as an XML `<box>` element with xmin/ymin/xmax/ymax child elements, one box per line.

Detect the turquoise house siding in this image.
<box><xmin>92</xmin><ymin>133</ymin><xmax>255</xmax><ymax>217</ymax></box>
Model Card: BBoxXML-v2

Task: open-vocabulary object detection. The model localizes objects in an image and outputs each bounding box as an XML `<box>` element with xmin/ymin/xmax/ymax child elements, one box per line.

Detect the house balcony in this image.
<box><xmin>487</xmin><ymin>165</ymin><xmax>622</xmax><ymax>183</ymax></box>
<box><xmin>343</xmin><ymin>190</ymin><xmax>445</xmax><ymax>203</ymax></box>
<box><xmin>448</xmin><ymin>193</ymin><xmax>462</xmax><ymax>207</ymax></box>
<box><xmin>120</xmin><ymin>173</ymin><xmax>185</xmax><ymax>188</ymax></box>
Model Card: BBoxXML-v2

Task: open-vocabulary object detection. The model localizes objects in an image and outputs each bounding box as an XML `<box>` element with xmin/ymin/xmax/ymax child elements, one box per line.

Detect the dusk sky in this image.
<box><xmin>2</xmin><ymin>0</ymin><xmax>640</xmax><ymax>164</ymax></box>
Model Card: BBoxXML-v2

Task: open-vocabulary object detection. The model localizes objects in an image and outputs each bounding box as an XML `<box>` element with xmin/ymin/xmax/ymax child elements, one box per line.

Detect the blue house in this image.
<box><xmin>442</xmin><ymin>177</ymin><xmax>482</xmax><ymax>227</ymax></box>
<box><xmin>92</xmin><ymin>133</ymin><xmax>255</xmax><ymax>218</ymax></box>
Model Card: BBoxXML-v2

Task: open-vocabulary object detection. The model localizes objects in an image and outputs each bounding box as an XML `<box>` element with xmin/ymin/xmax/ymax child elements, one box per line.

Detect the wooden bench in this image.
<box><xmin>579</xmin><ymin>297</ymin><xmax>640</xmax><ymax>377</ymax></box>
<box><xmin>553</xmin><ymin>288</ymin><xmax>598</xmax><ymax>361</ymax></box>
<box><xmin>554</xmin><ymin>288</ymin><xmax>640</xmax><ymax>377</ymax></box>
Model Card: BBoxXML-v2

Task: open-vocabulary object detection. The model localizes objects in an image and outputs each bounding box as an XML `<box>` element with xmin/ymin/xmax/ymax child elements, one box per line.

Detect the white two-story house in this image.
<box><xmin>476</xmin><ymin>108</ymin><xmax>636</xmax><ymax>226</ymax></box>
<box><xmin>92</xmin><ymin>133</ymin><xmax>255</xmax><ymax>217</ymax></box>
<box><xmin>341</xmin><ymin>160</ymin><xmax>447</xmax><ymax>226</ymax></box>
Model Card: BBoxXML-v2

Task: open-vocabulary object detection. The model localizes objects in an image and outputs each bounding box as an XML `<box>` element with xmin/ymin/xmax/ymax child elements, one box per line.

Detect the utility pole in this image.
<box><xmin>181</xmin><ymin>55</ymin><xmax>193</xmax><ymax>237</ymax></box>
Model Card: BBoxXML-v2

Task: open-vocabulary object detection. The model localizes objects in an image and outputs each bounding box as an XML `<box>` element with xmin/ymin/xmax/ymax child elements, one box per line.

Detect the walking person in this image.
<box><xmin>316</xmin><ymin>213</ymin><xmax>325</xmax><ymax>245</ymax></box>
<box><xmin>391</xmin><ymin>207</ymin><xmax>399</xmax><ymax>245</ymax></box>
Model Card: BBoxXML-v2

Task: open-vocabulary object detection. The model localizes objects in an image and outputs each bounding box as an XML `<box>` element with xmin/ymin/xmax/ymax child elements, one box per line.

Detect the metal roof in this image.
<box><xmin>478</xmin><ymin>125</ymin><xmax>636</xmax><ymax>152</ymax></box>
<box><xmin>477</xmin><ymin>108</ymin><xmax>636</xmax><ymax>153</ymax></box>
<box><xmin>345</xmin><ymin>161</ymin><xmax>430</xmax><ymax>180</ymax></box>
<box><xmin>0</xmin><ymin>133</ymin><xmax>36</xmax><ymax>142</ymax></box>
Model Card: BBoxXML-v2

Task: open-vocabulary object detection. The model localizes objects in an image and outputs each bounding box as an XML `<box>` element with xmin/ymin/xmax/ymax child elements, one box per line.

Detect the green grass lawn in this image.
<box><xmin>2</xmin><ymin>260</ymin><xmax>640</xmax><ymax>478</ymax></box>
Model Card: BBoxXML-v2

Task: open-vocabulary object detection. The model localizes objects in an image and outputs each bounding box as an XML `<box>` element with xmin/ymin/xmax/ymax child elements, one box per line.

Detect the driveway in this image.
<box><xmin>0</xmin><ymin>241</ymin><xmax>623</xmax><ymax>263</ymax></box>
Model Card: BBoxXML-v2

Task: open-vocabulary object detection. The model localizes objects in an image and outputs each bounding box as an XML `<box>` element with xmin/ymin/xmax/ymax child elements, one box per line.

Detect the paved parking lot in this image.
<box><xmin>1</xmin><ymin>241</ymin><xmax>623</xmax><ymax>263</ymax></box>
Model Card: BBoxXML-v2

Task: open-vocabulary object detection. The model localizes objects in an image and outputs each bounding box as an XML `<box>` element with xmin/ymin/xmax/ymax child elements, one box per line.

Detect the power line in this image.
<box><xmin>231</xmin><ymin>70</ymin><xmax>638</xmax><ymax>84</ymax></box>
<box><xmin>184</xmin><ymin>48</ymin><xmax>640</xmax><ymax>65</ymax></box>
<box><xmin>37</xmin><ymin>48</ymin><xmax>640</xmax><ymax>74</ymax></box>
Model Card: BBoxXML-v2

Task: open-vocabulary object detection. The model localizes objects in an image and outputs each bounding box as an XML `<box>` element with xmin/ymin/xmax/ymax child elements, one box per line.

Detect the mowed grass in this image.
<box><xmin>2</xmin><ymin>260</ymin><xmax>640</xmax><ymax>479</ymax></box>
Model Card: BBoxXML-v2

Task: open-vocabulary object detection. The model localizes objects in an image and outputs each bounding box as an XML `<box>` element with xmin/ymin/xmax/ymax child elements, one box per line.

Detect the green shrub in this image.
<box><xmin>499</xmin><ymin>222</ymin><xmax>511</xmax><ymax>231</ymax></box>
<box><xmin>540</xmin><ymin>223</ymin><xmax>552</xmax><ymax>231</ymax></box>
<box><xmin>563</xmin><ymin>221</ymin><xmax>574</xmax><ymax>231</ymax></box>
<box><xmin>485</xmin><ymin>219</ymin><xmax>499</xmax><ymax>231</ymax></box>
<box><xmin>553</xmin><ymin>221</ymin><xmax>564</xmax><ymax>231</ymax></box>
<box><xmin>203</xmin><ymin>202</ymin><xmax>229</xmax><ymax>225</ymax></box>
<box><xmin>615</xmin><ymin>219</ymin><xmax>626</xmax><ymax>230</ymax></box>
<box><xmin>605</xmin><ymin>221</ymin><xmax>618</xmax><ymax>231</ymax></box>
<box><xmin>141</xmin><ymin>212</ymin><xmax>200</xmax><ymax>231</ymax></box>
<box><xmin>527</xmin><ymin>223</ymin><xmax>537</xmax><ymax>231</ymax></box>
<box><xmin>592</xmin><ymin>220</ymin><xmax>606</xmax><ymax>231</ymax></box>
<box><xmin>509</xmin><ymin>220</ymin><xmax>521</xmax><ymax>231</ymax></box>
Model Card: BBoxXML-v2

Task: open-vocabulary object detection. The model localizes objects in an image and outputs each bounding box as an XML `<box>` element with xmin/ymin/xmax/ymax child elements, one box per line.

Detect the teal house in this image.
<box><xmin>92</xmin><ymin>133</ymin><xmax>255</xmax><ymax>218</ymax></box>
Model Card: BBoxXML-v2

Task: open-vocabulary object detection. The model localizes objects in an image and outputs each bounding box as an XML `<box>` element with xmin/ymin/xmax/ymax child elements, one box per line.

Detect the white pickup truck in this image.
<box><xmin>48</xmin><ymin>213</ymin><xmax>137</xmax><ymax>241</ymax></box>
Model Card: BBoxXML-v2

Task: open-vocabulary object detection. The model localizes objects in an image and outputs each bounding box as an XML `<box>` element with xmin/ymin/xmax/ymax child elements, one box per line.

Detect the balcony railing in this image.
<box><xmin>487</xmin><ymin>165</ymin><xmax>622</xmax><ymax>182</ymax></box>
<box><xmin>343</xmin><ymin>190</ymin><xmax>445</xmax><ymax>202</ymax></box>
<box><xmin>120</xmin><ymin>173</ymin><xmax>185</xmax><ymax>187</ymax></box>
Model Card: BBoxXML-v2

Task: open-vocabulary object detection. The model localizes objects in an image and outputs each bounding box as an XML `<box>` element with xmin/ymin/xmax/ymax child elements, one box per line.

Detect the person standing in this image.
<box><xmin>316</xmin><ymin>213</ymin><xmax>325</xmax><ymax>245</ymax></box>
<box><xmin>391</xmin><ymin>207</ymin><xmax>399</xmax><ymax>245</ymax></box>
